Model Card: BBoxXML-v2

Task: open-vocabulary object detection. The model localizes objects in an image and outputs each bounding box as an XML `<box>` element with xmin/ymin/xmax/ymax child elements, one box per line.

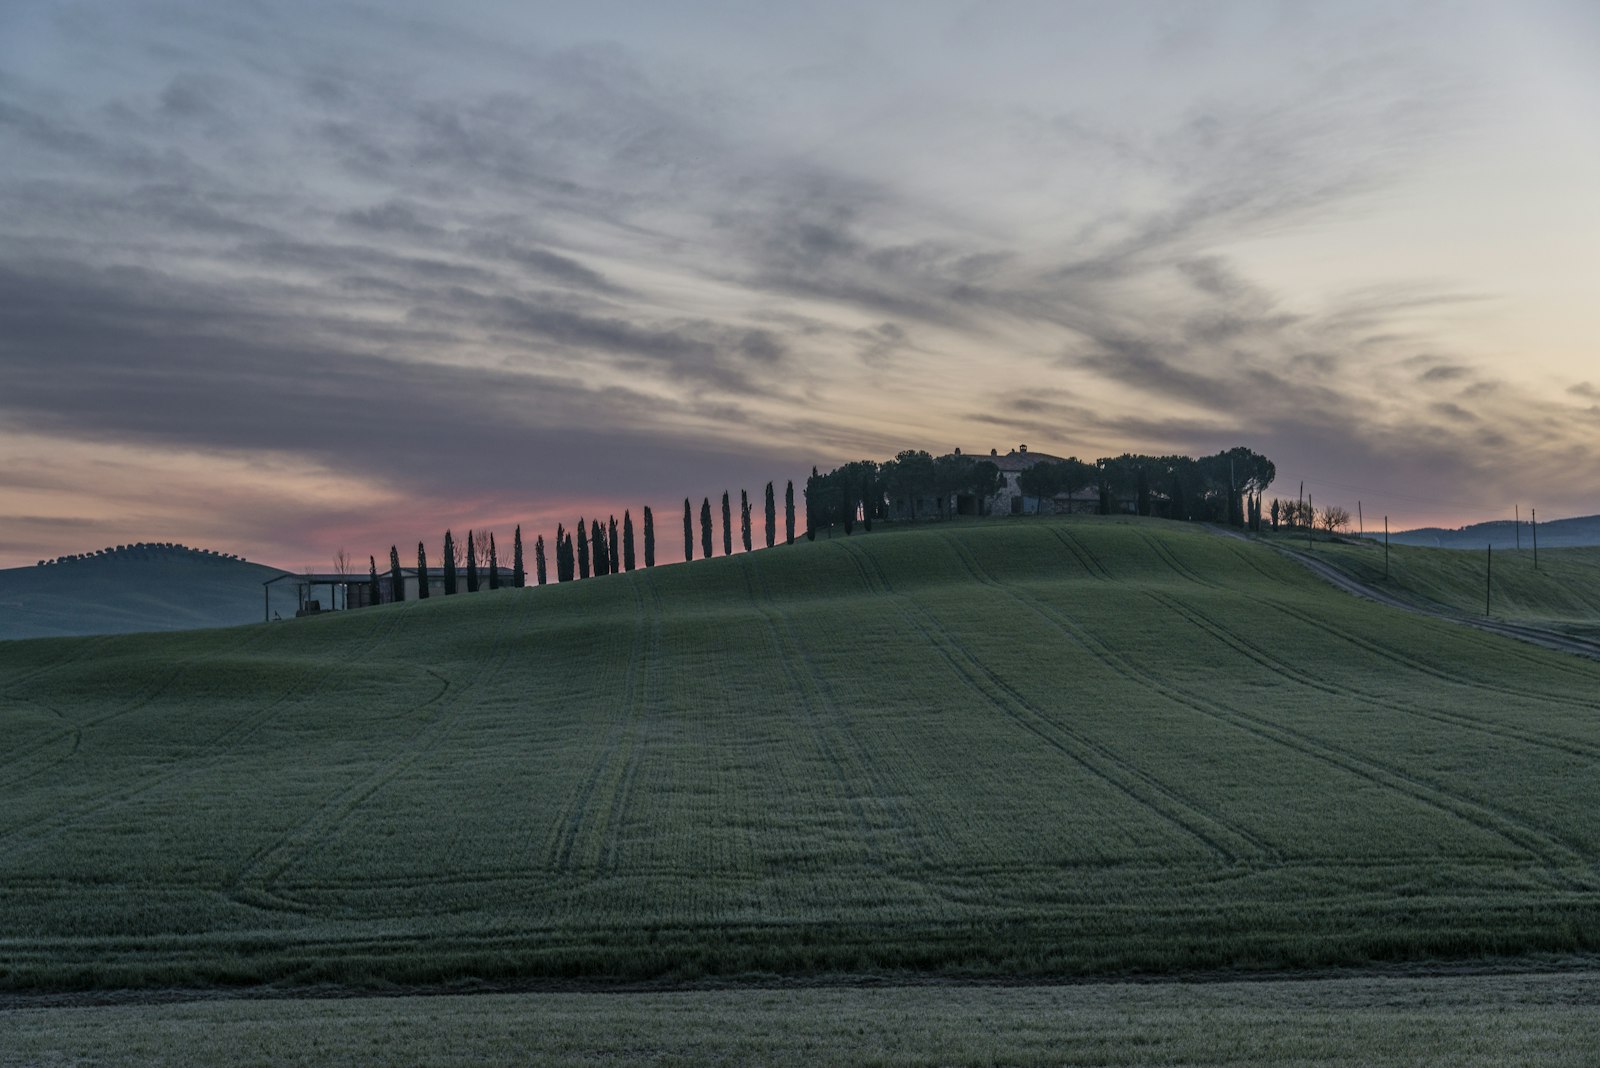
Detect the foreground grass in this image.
<box><xmin>3</xmin><ymin>516</ymin><xmax>1600</xmax><ymax>991</ymax></box>
<box><xmin>4</xmin><ymin>972</ymin><xmax>1599</xmax><ymax>1067</ymax></box>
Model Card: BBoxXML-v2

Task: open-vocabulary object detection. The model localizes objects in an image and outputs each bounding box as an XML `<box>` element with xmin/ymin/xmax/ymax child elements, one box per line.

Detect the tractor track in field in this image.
<box><xmin>546</xmin><ymin>584</ymin><xmax>653</xmax><ymax>877</ymax></box>
<box><xmin>1209</xmin><ymin>528</ymin><xmax>1600</xmax><ymax>665</ymax></box>
<box><xmin>0</xmin><ymin>609</ymin><xmax>417</xmax><ymax>859</ymax></box>
<box><xmin>947</xmin><ymin>531</ymin><xmax>1591</xmax><ymax>877</ymax></box>
<box><xmin>598</xmin><ymin>575</ymin><xmax>665</xmax><ymax>876</ymax></box>
<box><xmin>752</xmin><ymin>549</ymin><xmax>910</xmax><ymax>869</ymax></box>
<box><xmin>1202</xmin><ymin>534</ymin><xmax>1600</xmax><ymax>696</ymax></box>
<box><xmin>845</xmin><ymin>537</ymin><xmax>1267</xmax><ymax>864</ymax></box>
<box><xmin>232</xmin><ymin>594</ymin><xmax>540</xmax><ymax>914</ymax></box>
<box><xmin>1145</xmin><ymin>590</ymin><xmax>1600</xmax><ymax>766</ymax></box>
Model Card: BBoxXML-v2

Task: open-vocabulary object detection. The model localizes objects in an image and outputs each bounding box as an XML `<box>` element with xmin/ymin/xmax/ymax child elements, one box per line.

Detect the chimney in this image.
<box><xmin>990</xmin><ymin>448</ymin><xmax>998</xmax><ymax>457</ymax></box>
<box><xmin>1019</xmin><ymin>444</ymin><xmax>1028</xmax><ymax>454</ymax></box>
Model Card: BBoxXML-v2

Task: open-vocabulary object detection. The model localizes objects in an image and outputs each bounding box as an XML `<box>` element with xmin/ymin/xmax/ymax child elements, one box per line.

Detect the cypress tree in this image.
<box><xmin>577</xmin><ymin>519</ymin><xmax>591</xmax><ymax>579</ymax></box>
<box><xmin>555</xmin><ymin>524</ymin><xmax>568</xmax><ymax>582</ymax></box>
<box><xmin>592</xmin><ymin>519</ymin><xmax>608</xmax><ymax>577</ymax></box>
<box><xmin>740</xmin><ymin>490</ymin><xmax>752</xmax><ymax>552</ymax></box>
<box><xmin>644</xmin><ymin>506</ymin><xmax>656</xmax><ymax>567</ymax></box>
<box><xmin>389</xmin><ymin>545</ymin><xmax>405</xmax><ymax>602</ymax></box>
<box><xmin>785</xmin><ymin>480</ymin><xmax>795</xmax><ymax>544</ymax></box>
<box><xmin>721</xmin><ymin>491</ymin><xmax>732</xmax><ymax>556</ymax></box>
<box><xmin>535</xmin><ymin>534</ymin><xmax>548</xmax><ymax>585</ymax></box>
<box><xmin>513</xmin><ymin>525</ymin><xmax>526</xmax><ymax>588</ymax></box>
<box><xmin>368</xmin><ymin>554</ymin><xmax>380</xmax><ymax>605</ymax></box>
<box><xmin>683</xmin><ymin>499</ymin><xmax>694</xmax><ymax>562</ymax></box>
<box><xmin>608</xmin><ymin>516</ymin><xmax>620</xmax><ymax>574</ymax></box>
<box><xmin>700</xmin><ymin>497</ymin><xmax>713</xmax><ymax>559</ymax></box>
<box><xmin>443</xmin><ymin>530</ymin><xmax>458</xmax><ymax>595</ymax></box>
<box><xmin>466</xmin><ymin>531</ymin><xmax>480</xmax><ymax>592</ymax></box>
<box><xmin>765</xmin><ymin>481</ymin><xmax>776</xmax><ymax>548</ymax></box>
<box><xmin>623</xmin><ymin>511</ymin><xmax>636</xmax><ymax>571</ymax></box>
<box><xmin>416</xmin><ymin>541</ymin><xmax>429</xmax><ymax>599</ymax></box>
<box><xmin>488</xmin><ymin>533</ymin><xmax>500</xmax><ymax>589</ymax></box>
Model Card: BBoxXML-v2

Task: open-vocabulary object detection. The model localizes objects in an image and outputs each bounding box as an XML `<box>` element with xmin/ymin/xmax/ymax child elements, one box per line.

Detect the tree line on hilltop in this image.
<box><xmin>356</xmin><ymin>480</ymin><xmax>800</xmax><ymax>605</ymax></box>
<box><xmin>36</xmin><ymin>543</ymin><xmax>247</xmax><ymax>567</ymax></box>
<box><xmin>334</xmin><ymin>442</ymin><xmax>1371</xmax><ymax>611</ymax></box>
<box><xmin>804</xmin><ymin>446</ymin><xmax>1279</xmax><ymax>533</ymax></box>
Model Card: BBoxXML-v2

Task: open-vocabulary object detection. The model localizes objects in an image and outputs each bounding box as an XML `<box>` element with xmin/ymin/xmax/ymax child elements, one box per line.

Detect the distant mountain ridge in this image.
<box><xmin>1374</xmin><ymin>514</ymin><xmax>1600</xmax><ymax>550</ymax></box>
<box><xmin>0</xmin><ymin>543</ymin><xmax>288</xmax><ymax>641</ymax></box>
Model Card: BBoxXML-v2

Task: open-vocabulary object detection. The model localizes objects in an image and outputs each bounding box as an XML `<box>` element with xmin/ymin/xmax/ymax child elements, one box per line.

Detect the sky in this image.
<box><xmin>2</xmin><ymin>0</ymin><xmax>1598</xmax><ymax>569</ymax></box>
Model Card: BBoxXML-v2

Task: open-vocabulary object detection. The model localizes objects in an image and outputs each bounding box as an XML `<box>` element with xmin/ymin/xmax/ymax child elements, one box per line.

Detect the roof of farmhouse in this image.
<box><xmin>958</xmin><ymin>445</ymin><xmax>1069</xmax><ymax>473</ymax></box>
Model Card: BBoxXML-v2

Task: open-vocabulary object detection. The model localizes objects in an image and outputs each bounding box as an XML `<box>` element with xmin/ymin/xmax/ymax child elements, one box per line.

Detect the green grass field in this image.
<box><xmin>1309</xmin><ymin>537</ymin><xmax>1600</xmax><ymax>637</ymax></box>
<box><xmin>5</xmin><ymin>972</ymin><xmax>1598</xmax><ymax>1067</ymax></box>
<box><xmin>3</xmin><ymin>516</ymin><xmax>1600</xmax><ymax>994</ymax></box>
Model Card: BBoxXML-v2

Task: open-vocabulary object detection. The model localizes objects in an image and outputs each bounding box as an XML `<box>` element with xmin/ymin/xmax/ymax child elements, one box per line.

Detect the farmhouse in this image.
<box><xmin>980</xmin><ymin>445</ymin><xmax>1136</xmax><ymax>516</ymax></box>
<box><xmin>263</xmin><ymin>567</ymin><xmax>518</xmax><ymax>621</ymax></box>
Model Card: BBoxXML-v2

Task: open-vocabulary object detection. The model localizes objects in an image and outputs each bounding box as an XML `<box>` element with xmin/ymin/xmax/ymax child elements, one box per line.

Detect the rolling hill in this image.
<box><xmin>0</xmin><ymin>544</ymin><xmax>287</xmax><ymax>641</ymax></box>
<box><xmin>1293</xmin><ymin>536</ymin><xmax>1600</xmax><ymax>638</ymax></box>
<box><xmin>2</xmin><ymin>516</ymin><xmax>1600</xmax><ymax>994</ymax></box>
<box><xmin>1380</xmin><ymin>513</ymin><xmax>1600</xmax><ymax>549</ymax></box>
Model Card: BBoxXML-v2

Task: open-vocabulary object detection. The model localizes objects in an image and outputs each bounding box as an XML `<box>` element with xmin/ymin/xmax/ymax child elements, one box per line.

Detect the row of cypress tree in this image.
<box><xmin>680</xmin><ymin>481</ymin><xmax>797</xmax><ymax>562</ymax></box>
<box><xmin>362</xmin><ymin>480</ymin><xmax>800</xmax><ymax>604</ymax></box>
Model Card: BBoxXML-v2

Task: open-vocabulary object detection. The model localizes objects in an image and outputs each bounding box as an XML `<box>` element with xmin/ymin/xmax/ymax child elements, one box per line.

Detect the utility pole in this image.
<box><xmin>1485</xmin><ymin>544</ymin><xmax>1492</xmax><ymax>617</ymax></box>
<box><xmin>1307</xmin><ymin>493</ymin><xmax>1314</xmax><ymax>550</ymax></box>
<box><xmin>1358</xmin><ymin>501</ymin><xmax>1363</xmax><ymax>538</ymax></box>
<box><xmin>1384</xmin><ymin>516</ymin><xmax>1390</xmax><ymax>580</ymax></box>
<box><xmin>1532</xmin><ymin>508</ymin><xmax>1539</xmax><ymax>570</ymax></box>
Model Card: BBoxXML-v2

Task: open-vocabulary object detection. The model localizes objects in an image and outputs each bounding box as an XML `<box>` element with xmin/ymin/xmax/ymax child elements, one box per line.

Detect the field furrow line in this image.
<box><xmin>231</xmin><ymin>597</ymin><xmax>525</xmax><ymax>901</ymax></box>
<box><xmin>1048</xmin><ymin>526</ymin><xmax>1112</xmax><ymax>580</ymax></box>
<box><xmin>923</xmin><ymin>536</ymin><xmax>1272</xmax><ymax>861</ymax></box>
<box><xmin>955</xmin><ymin>545</ymin><xmax>1593</xmax><ymax>875</ymax></box>
<box><xmin>741</xmin><ymin>552</ymin><xmax>890</xmax><ymax>867</ymax></box>
<box><xmin>0</xmin><ymin>611</ymin><xmax>411</xmax><ymax>853</ymax></box>
<box><xmin>1157</xmin><ymin>590</ymin><xmax>1600</xmax><ymax>761</ymax></box>
<box><xmin>599</xmin><ymin>578</ymin><xmax>664</xmax><ymax>875</ymax></box>
<box><xmin>546</xmin><ymin>587</ymin><xmax>651</xmax><ymax>874</ymax></box>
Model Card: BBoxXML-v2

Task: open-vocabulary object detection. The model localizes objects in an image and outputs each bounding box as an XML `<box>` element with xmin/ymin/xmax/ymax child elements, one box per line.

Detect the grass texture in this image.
<box><xmin>5</xmin><ymin>971</ymin><xmax>1599</xmax><ymax>1067</ymax></box>
<box><xmin>3</xmin><ymin>516</ymin><xmax>1600</xmax><ymax>991</ymax></box>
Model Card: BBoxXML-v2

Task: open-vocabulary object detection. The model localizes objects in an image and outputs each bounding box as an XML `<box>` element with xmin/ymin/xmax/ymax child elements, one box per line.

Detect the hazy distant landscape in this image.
<box><xmin>0</xmin><ymin>545</ymin><xmax>287</xmax><ymax>641</ymax></box>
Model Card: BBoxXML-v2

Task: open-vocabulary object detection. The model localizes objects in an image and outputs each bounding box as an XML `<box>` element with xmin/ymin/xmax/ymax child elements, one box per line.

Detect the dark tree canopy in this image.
<box><xmin>700</xmin><ymin>497</ymin><xmax>714</xmax><ymax>560</ymax></box>
<box><xmin>488</xmin><ymin>533</ymin><xmax>500</xmax><ymax>589</ymax></box>
<box><xmin>608</xmin><ymin>516</ymin><xmax>620</xmax><ymax>574</ymax></box>
<box><xmin>388</xmin><ymin>545</ymin><xmax>405</xmax><ymax>603</ymax></box>
<box><xmin>623</xmin><ymin>511</ymin><xmax>636</xmax><ymax>572</ymax></box>
<box><xmin>416</xmin><ymin>541</ymin><xmax>429</xmax><ymax>599</ymax></box>
<box><xmin>512</xmin><ymin>526</ymin><xmax>525</xmax><ymax>588</ymax></box>
<box><xmin>592</xmin><ymin>519</ymin><xmax>608</xmax><ymax>577</ymax></box>
<box><xmin>466</xmin><ymin>531</ymin><xmax>480</xmax><ymax>592</ymax></box>
<box><xmin>682</xmin><ymin>499</ymin><xmax>693</xmax><ymax>563</ymax></box>
<box><xmin>644</xmin><ymin>505</ymin><xmax>656</xmax><ymax>568</ymax></box>
<box><xmin>443</xmin><ymin>529</ymin><xmax>458</xmax><ymax>596</ymax></box>
<box><xmin>577</xmin><ymin>519</ymin><xmax>591</xmax><ymax>580</ymax></box>
<box><xmin>721</xmin><ymin>491</ymin><xmax>732</xmax><ymax>556</ymax></box>
<box><xmin>765</xmin><ymin>482</ymin><xmax>776</xmax><ymax>549</ymax></box>
<box><xmin>535</xmin><ymin>534</ymin><xmax>548</xmax><ymax>585</ymax></box>
<box><xmin>368</xmin><ymin>555</ymin><xmax>380</xmax><ymax>605</ymax></box>
<box><xmin>740</xmin><ymin>489</ymin><xmax>752</xmax><ymax>553</ymax></box>
<box><xmin>786</xmin><ymin>480</ymin><xmax>796</xmax><ymax>544</ymax></box>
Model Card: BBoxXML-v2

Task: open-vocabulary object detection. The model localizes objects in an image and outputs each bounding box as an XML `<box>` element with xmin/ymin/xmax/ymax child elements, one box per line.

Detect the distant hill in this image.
<box><xmin>0</xmin><ymin>543</ymin><xmax>288</xmax><ymax>641</ymax></box>
<box><xmin>1374</xmin><ymin>514</ymin><xmax>1600</xmax><ymax>549</ymax></box>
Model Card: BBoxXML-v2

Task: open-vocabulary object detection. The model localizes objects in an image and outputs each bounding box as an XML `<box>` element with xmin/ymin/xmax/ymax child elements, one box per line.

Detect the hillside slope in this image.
<box><xmin>1383</xmin><ymin>513</ymin><xmax>1600</xmax><ymax>549</ymax></box>
<box><xmin>0</xmin><ymin>546</ymin><xmax>287</xmax><ymax>640</ymax></box>
<box><xmin>3</xmin><ymin>516</ymin><xmax>1600</xmax><ymax>991</ymax></box>
<box><xmin>1297</xmin><ymin>538</ymin><xmax>1600</xmax><ymax>637</ymax></box>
